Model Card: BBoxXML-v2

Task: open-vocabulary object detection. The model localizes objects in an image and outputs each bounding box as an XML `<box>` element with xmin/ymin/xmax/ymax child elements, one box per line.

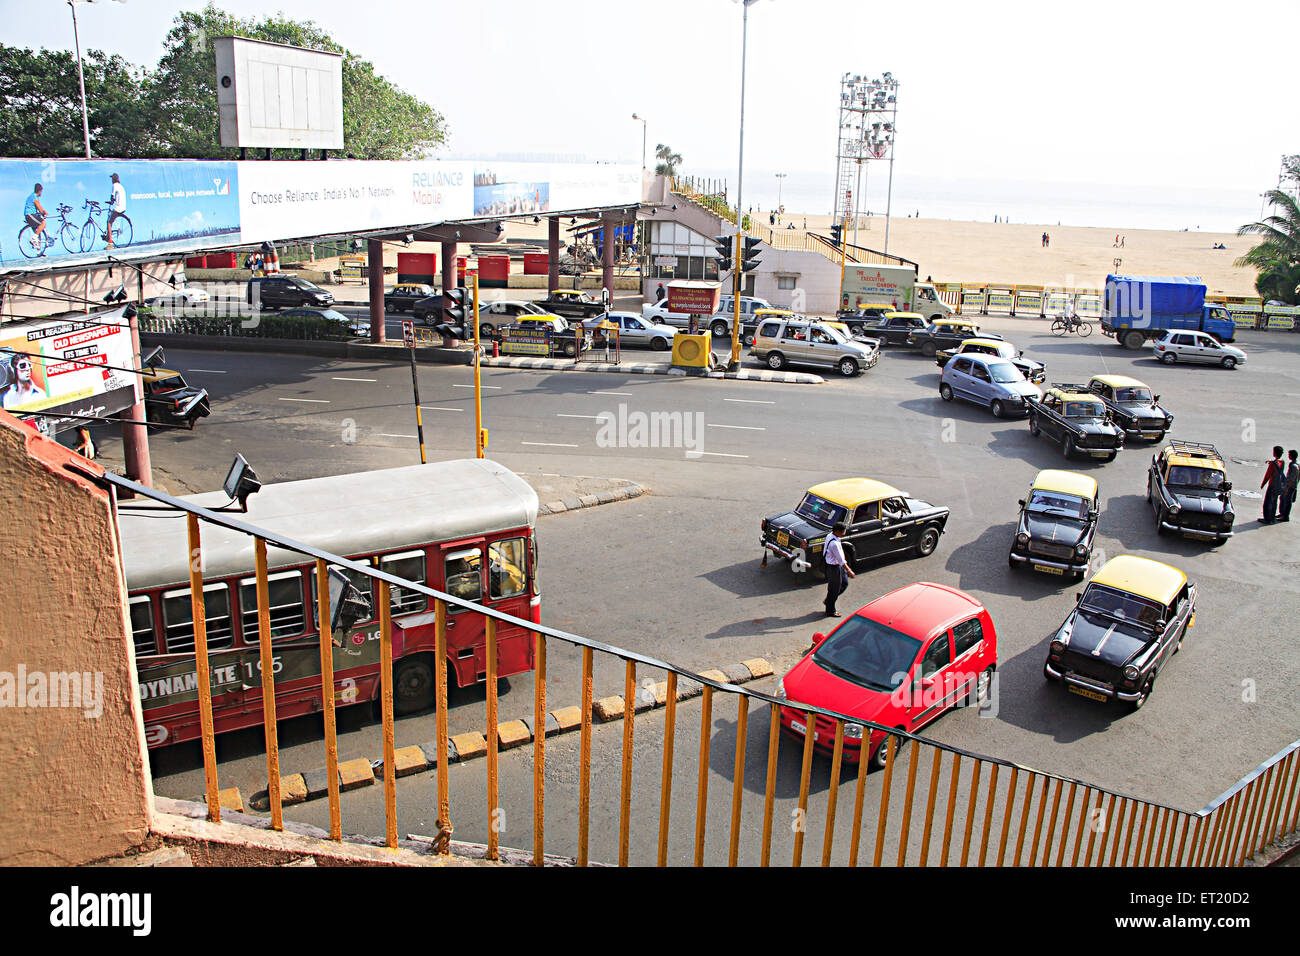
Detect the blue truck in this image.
<box><xmin>1101</xmin><ymin>275</ymin><xmax>1236</xmax><ymax>350</ymax></box>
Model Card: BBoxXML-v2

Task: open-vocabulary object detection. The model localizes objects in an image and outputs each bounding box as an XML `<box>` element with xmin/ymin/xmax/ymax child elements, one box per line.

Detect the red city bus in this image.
<box><xmin>117</xmin><ymin>459</ymin><xmax>540</xmax><ymax>748</ymax></box>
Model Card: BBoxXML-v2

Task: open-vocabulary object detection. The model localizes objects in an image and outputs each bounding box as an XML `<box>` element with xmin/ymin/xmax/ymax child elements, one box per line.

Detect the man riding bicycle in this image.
<box><xmin>24</xmin><ymin>183</ymin><xmax>48</xmax><ymax>254</ymax></box>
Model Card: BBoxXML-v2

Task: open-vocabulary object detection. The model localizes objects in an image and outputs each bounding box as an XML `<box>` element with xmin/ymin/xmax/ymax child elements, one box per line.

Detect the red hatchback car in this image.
<box><xmin>777</xmin><ymin>583</ymin><xmax>998</xmax><ymax>769</ymax></box>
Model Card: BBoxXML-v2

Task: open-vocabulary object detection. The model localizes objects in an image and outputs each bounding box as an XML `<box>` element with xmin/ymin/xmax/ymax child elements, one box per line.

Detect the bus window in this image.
<box><xmin>238</xmin><ymin>570</ymin><xmax>307</xmax><ymax>642</ymax></box>
<box><xmin>130</xmin><ymin>596</ymin><xmax>157</xmax><ymax>657</ymax></box>
<box><xmin>310</xmin><ymin>565</ymin><xmax>375</xmax><ymax>628</ymax></box>
<box><xmin>489</xmin><ymin>537</ymin><xmax>527</xmax><ymax>599</ymax></box>
<box><xmin>162</xmin><ymin>584</ymin><xmax>234</xmax><ymax>653</ymax></box>
<box><xmin>445</xmin><ymin>548</ymin><xmax>483</xmax><ymax>609</ymax></box>
<box><xmin>381</xmin><ymin>550</ymin><xmax>428</xmax><ymax>614</ymax></box>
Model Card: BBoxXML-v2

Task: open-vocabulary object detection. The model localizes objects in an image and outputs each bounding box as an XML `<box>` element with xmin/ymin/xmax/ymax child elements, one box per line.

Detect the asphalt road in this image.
<box><xmin>123</xmin><ymin>316</ymin><xmax>1300</xmax><ymax>862</ymax></box>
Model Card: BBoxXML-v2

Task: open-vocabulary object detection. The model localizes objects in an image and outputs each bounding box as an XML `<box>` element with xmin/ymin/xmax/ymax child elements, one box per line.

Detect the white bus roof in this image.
<box><xmin>119</xmin><ymin>459</ymin><xmax>539</xmax><ymax>591</ymax></box>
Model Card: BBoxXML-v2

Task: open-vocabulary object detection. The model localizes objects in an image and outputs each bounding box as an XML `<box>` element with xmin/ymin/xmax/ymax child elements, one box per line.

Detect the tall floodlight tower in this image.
<box><xmin>832</xmin><ymin>72</ymin><xmax>899</xmax><ymax>252</ymax></box>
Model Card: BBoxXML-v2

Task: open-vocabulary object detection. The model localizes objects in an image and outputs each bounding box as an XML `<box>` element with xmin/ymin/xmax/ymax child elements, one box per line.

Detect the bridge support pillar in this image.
<box><xmin>548</xmin><ymin>217</ymin><xmax>560</xmax><ymax>295</ymax></box>
<box><xmin>367</xmin><ymin>239</ymin><xmax>386</xmax><ymax>343</ymax></box>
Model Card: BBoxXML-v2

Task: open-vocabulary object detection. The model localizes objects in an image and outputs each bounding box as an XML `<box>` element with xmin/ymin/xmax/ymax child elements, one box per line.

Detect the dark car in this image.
<box><xmin>278</xmin><ymin>308</ymin><xmax>369</xmax><ymax>337</ymax></box>
<box><xmin>761</xmin><ymin>477</ymin><xmax>949</xmax><ymax>580</ymax></box>
<box><xmin>411</xmin><ymin>294</ymin><xmax>445</xmax><ymax>326</ymax></box>
<box><xmin>247</xmin><ymin>275</ymin><xmax>334</xmax><ymax>310</ymax></box>
<box><xmin>1043</xmin><ymin>555</ymin><xmax>1196</xmax><ymax>710</ymax></box>
<box><xmin>1027</xmin><ymin>385</ymin><xmax>1125</xmax><ymax>460</ymax></box>
<box><xmin>142</xmin><ymin>367</ymin><xmax>210</xmax><ymax>429</ymax></box>
<box><xmin>1147</xmin><ymin>440</ymin><xmax>1234</xmax><ymax>543</ymax></box>
<box><xmin>1007</xmin><ymin>470</ymin><xmax>1100</xmax><ymax>581</ymax></box>
<box><xmin>541</xmin><ymin>289</ymin><xmax>610</xmax><ymax>320</ymax></box>
<box><xmin>836</xmin><ymin>303</ymin><xmax>898</xmax><ymax>335</ymax></box>
<box><xmin>1087</xmin><ymin>375</ymin><xmax>1174</xmax><ymax>443</ymax></box>
<box><xmin>384</xmin><ymin>283</ymin><xmax>436</xmax><ymax>313</ymax></box>
<box><xmin>858</xmin><ymin>311</ymin><xmax>929</xmax><ymax>346</ymax></box>
<box><xmin>905</xmin><ymin>318</ymin><xmax>1003</xmax><ymax>356</ymax></box>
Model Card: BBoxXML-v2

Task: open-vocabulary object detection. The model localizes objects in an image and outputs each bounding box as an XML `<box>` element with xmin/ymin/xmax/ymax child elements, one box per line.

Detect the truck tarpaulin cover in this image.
<box><xmin>1106</xmin><ymin>275</ymin><xmax>1206</xmax><ymax>318</ymax></box>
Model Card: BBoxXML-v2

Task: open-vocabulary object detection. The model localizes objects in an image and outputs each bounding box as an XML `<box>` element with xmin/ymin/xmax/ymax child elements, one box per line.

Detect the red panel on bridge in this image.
<box><xmin>523</xmin><ymin>253</ymin><xmax>548</xmax><ymax>275</ymax></box>
<box><xmin>397</xmin><ymin>252</ymin><xmax>437</xmax><ymax>285</ymax></box>
<box><xmin>478</xmin><ymin>254</ymin><xmax>510</xmax><ymax>288</ymax></box>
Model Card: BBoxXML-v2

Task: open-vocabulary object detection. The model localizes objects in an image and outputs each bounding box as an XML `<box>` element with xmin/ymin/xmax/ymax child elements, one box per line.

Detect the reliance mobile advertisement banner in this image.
<box><xmin>0</xmin><ymin>159</ymin><xmax>239</xmax><ymax>269</ymax></box>
<box><xmin>1</xmin><ymin>158</ymin><xmax>640</xmax><ymax>272</ymax></box>
<box><xmin>0</xmin><ymin>309</ymin><xmax>140</xmax><ymax>431</ymax></box>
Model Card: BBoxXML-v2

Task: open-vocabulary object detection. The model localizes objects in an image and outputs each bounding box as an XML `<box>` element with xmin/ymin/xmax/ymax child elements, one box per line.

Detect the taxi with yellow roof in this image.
<box><xmin>936</xmin><ymin>337</ymin><xmax>1046</xmax><ymax>383</ymax></box>
<box><xmin>1086</xmin><ymin>374</ymin><xmax>1174</xmax><ymax>442</ymax></box>
<box><xmin>1147</xmin><ymin>440</ymin><xmax>1234</xmax><ymax>542</ymax></box>
<box><xmin>1044</xmin><ymin>555</ymin><xmax>1196</xmax><ymax>710</ymax></box>
<box><xmin>906</xmin><ymin>317</ymin><xmax>1003</xmax><ymax>357</ymax></box>
<box><xmin>1007</xmin><ymin>470</ymin><xmax>1100</xmax><ymax>580</ymax></box>
<box><xmin>1027</xmin><ymin>383</ymin><xmax>1125</xmax><ymax>460</ymax></box>
<box><xmin>760</xmin><ymin>477</ymin><xmax>949</xmax><ymax>579</ymax></box>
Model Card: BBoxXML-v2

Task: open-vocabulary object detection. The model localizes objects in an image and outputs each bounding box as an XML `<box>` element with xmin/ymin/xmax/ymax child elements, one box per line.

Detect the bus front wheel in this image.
<box><xmin>394</xmin><ymin>655</ymin><xmax>435</xmax><ymax>715</ymax></box>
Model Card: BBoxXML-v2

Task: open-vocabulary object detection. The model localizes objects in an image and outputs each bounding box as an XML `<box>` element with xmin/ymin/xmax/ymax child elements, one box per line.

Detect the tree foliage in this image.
<box><xmin>654</xmin><ymin>143</ymin><xmax>683</xmax><ymax>177</ymax></box>
<box><xmin>1237</xmin><ymin>188</ymin><xmax>1300</xmax><ymax>304</ymax></box>
<box><xmin>0</xmin><ymin>3</ymin><xmax>446</xmax><ymax>159</ymax></box>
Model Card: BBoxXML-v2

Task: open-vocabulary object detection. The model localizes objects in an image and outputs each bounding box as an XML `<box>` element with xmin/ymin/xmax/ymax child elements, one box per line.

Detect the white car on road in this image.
<box><xmin>1152</xmin><ymin>330</ymin><xmax>1247</xmax><ymax>369</ymax></box>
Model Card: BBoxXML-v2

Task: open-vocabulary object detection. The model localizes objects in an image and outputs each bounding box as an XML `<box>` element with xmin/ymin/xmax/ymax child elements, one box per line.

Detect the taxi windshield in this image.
<box><xmin>813</xmin><ymin>615</ymin><xmax>923</xmax><ymax>692</ymax></box>
<box><xmin>149</xmin><ymin>375</ymin><xmax>186</xmax><ymax>391</ymax></box>
<box><xmin>1027</xmin><ymin>490</ymin><xmax>1088</xmax><ymax>519</ymax></box>
<box><xmin>988</xmin><ymin>362</ymin><xmax>1023</xmax><ymax>384</ymax></box>
<box><xmin>1114</xmin><ymin>387</ymin><xmax>1153</xmax><ymax>403</ymax></box>
<box><xmin>1080</xmin><ymin>584</ymin><xmax>1165</xmax><ymax>630</ymax></box>
<box><xmin>795</xmin><ymin>493</ymin><xmax>847</xmax><ymax>528</ymax></box>
<box><xmin>1065</xmin><ymin>401</ymin><xmax>1106</xmax><ymax>418</ymax></box>
<box><xmin>1167</xmin><ymin>466</ymin><xmax>1225</xmax><ymax>490</ymax></box>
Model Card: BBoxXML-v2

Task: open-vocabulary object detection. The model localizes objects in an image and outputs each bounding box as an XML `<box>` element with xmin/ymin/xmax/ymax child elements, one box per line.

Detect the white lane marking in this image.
<box><xmin>278</xmin><ymin>397</ymin><xmax>329</xmax><ymax>403</ymax></box>
<box><xmin>378</xmin><ymin>433</ymin><xmax>416</xmax><ymax>439</ymax></box>
<box><xmin>557</xmin><ymin>413</ymin><xmax>606</xmax><ymax>420</ymax></box>
<box><xmin>707</xmin><ymin>423</ymin><xmax>765</xmax><ymax>431</ymax></box>
<box><xmin>723</xmin><ymin>398</ymin><xmax>775</xmax><ymax>404</ymax></box>
<box><xmin>185</xmin><ymin>368</ymin><xmax>227</xmax><ymax>374</ymax></box>
<box><xmin>592</xmin><ymin>390</ymin><xmax>633</xmax><ymax>396</ymax></box>
<box><xmin>332</xmin><ymin>376</ymin><xmax>377</xmax><ymax>382</ymax></box>
<box><xmin>420</xmin><ymin>406</ymin><xmax>463</xmax><ymax>412</ymax></box>
<box><xmin>453</xmin><ymin>384</ymin><xmax>501</xmax><ymax>389</ymax></box>
<box><xmin>522</xmin><ymin>441</ymin><xmax>580</xmax><ymax>448</ymax></box>
<box><xmin>698</xmin><ymin>451</ymin><xmax>750</xmax><ymax>458</ymax></box>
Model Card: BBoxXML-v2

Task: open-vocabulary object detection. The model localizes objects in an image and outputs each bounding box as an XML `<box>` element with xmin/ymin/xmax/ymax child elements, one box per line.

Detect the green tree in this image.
<box><xmin>148</xmin><ymin>5</ymin><xmax>447</xmax><ymax>159</ymax></box>
<box><xmin>654</xmin><ymin>143</ymin><xmax>682</xmax><ymax>177</ymax></box>
<box><xmin>1236</xmin><ymin>188</ymin><xmax>1300</xmax><ymax>305</ymax></box>
<box><xmin>0</xmin><ymin>44</ymin><xmax>150</xmax><ymax>157</ymax></box>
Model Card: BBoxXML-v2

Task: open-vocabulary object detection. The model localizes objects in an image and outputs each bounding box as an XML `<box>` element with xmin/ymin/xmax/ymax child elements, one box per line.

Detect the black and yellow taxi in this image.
<box><xmin>1043</xmin><ymin>555</ymin><xmax>1195</xmax><ymax>710</ymax></box>
<box><xmin>384</xmin><ymin>283</ymin><xmax>436</xmax><ymax>313</ymax></box>
<box><xmin>761</xmin><ymin>478</ymin><xmax>949</xmax><ymax>579</ymax></box>
<box><xmin>1007</xmin><ymin>470</ymin><xmax>1099</xmax><ymax>581</ymax></box>
<box><xmin>142</xmin><ymin>367</ymin><xmax>211</xmax><ymax>429</ymax></box>
<box><xmin>1147</xmin><ymin>440</ymin><xmax>1234</xmax><ymax>542</ymax></box>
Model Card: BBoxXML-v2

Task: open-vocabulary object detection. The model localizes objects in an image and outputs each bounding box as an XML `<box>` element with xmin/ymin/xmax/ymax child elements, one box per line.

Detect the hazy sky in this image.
<box><xmin>6</xmin><ymin>0</ymin><xmax>1296</xmax><ymax>214</ymax></box>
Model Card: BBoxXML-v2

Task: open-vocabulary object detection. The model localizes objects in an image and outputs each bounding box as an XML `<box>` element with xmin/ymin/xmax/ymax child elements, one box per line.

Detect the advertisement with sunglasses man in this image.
<box><xmin>1</xmin><ymin>351</ymin><xmax>48</xmax><ymax>410</ymax></box>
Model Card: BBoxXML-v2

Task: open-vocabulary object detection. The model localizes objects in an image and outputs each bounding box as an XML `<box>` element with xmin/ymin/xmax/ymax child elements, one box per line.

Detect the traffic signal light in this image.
<box><xmin>741</xmin><ymin>236</ymin><xmax>762</xmax><ymax>273</ymax></box>
<box><xmin>713</xmin><ymin>234</ymin><xmax>734</xmax><ymax>272</ymax></box>
<box><xmin>829</xmin><ymin>223</ymin><xmax>842</xmax><ymax>248</ymax></box>
<box><xmin>436</xmin><ymin>286</ymin><xmax>472</xmax><ymax>339</ymax></box>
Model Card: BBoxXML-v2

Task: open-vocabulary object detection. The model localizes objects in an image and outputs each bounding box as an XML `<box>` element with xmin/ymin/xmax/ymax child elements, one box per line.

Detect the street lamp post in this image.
<box><xmin>728</xmin><ymin>0</ymin><xmax>761</xmax><ymax>371</ymax></box>
<box><xmin>67</xmin><ymin>0</ymin><xmax>125</xmax><ymax>159</ymax></box>
<box><xmin>775</xmin><ymin>172</ymin><xmax>786</xmax><ymax>216</ymax></box>
<box><xmin>632</xmin><ymin>113</ymin><xmax>647</xmax><ymax>169</ymax></box>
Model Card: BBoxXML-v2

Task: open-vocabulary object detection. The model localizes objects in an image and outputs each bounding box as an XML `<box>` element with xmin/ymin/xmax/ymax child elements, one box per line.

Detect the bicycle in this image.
<box><xmin>1051</xmin><ymin>311</ymin><xmax>1092</xmax><ymax>337</ymax></box>
<box><xmin>17</xmin><ymin>203</ymin><xmax>79</xmax><ymax>259</ymax></box>
<box><xmin>78</xmin><ymin>199</ymin><xmax>133</xmax><ymax>252</ymax></box>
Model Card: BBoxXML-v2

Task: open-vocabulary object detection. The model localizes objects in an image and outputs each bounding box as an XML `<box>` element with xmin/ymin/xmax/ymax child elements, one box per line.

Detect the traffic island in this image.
<box><xmin>479</xmin><ymin>355</ymin><xmax>824</xmax><ymax>384</ymax></box>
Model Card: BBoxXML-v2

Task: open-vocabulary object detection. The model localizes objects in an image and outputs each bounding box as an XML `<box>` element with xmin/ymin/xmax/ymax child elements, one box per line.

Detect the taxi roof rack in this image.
<box><xmin>1167</xmin><ymin>439</ymin><xmax>1221</xmax><ymax>459</ymax></box>
<box><xmin>1047</xmin><ymin>382</ymin><xmax>1095</xmax><ymax>395</ymax></box>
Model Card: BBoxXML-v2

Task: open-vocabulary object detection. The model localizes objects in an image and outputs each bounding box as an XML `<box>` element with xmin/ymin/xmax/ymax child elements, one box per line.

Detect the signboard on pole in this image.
<box><xmin>402</xmin><ymin>320</ymin><xmax>414</xmax><ymax>349</ymax></box>
<box><xmin>665</xmin><ymin>280</ymin><xmax>722</xmax><ymax>316</ymax></box>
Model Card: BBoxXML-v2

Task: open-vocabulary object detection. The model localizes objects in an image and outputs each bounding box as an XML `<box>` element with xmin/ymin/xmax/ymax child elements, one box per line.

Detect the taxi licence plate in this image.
<box><xmin>1089</xmin><ymin>450</ymin><xmax>1111</xmax><ymax>458</ymax></box>
<box><xmin>777</xmin><ymin>531</ymin><xmax>789</xmax><ymax>547</ymax></box>
<box><xmin>1034</xmin><ymin>564</ymin><xmax>1065</xmax><ymax>575</ymax></box>
<box><xmin>1141</xmin><ymin>432</ymin><xmax>1161</xmax><ymax>439</ymax></box>
<box><xmin>1183</xmin><ymin>531</ymin><xmax>1215</xmax><ymax>541</ymax></box>
<box><xmin>1068</xmin><ymin>685</ymin><xmax>1108</xmax><ymax>702</ymax></box>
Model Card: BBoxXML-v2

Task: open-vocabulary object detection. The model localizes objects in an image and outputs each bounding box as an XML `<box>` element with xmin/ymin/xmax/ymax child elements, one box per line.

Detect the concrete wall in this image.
<box><xmin>0</xmin><ymin>412</ymin><xmax>152</xmax><ymax>864</ymax></box>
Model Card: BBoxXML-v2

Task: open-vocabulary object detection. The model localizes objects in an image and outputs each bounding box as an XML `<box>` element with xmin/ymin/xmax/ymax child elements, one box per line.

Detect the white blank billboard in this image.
<box><xmin>214</xmin><ymin>36</ymin><xmax>344</xmax><ymax>150</ymax></box>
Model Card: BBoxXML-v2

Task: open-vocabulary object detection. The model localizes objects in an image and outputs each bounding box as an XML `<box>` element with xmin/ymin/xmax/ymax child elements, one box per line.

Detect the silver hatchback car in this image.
<box><xmin>750</xmin><ymin>317</ymin><xmax>881</xmax><ymax>377</ymax></box>
<box><xmin>1152</xmin><ymin>330</ymin><xmax>1247</xmax><ymax>369</ymax></box>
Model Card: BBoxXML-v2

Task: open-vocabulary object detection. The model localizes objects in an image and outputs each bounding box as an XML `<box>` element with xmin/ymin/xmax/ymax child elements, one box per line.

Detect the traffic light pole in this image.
<box><xmin>473</xmin><ymin>273</ymin><xmax>486</xmax><ymax>459</ymax></box>
<box><xmin>729</xmin><ymin>234</ymin><xmax>743</xmax><ymax>369</ymax></box>
<box><xmin>408</xmin><ymin>332</ymin><xmax>427</xmax><ymax>465</ymax></box>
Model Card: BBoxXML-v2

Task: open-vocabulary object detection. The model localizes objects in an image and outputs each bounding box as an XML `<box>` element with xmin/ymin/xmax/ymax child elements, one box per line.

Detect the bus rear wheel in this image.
<box><xmin>394</xmin><ymin>655</ymin><xmax>435</xmax><ymax>715</ymax></box>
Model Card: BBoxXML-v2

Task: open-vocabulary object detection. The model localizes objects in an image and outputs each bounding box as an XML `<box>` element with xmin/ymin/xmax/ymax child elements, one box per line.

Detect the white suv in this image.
<box><xmin>1153</xmin><ymin>330</ymin><xmax>1247</xmax><ymax>370</ymax></box>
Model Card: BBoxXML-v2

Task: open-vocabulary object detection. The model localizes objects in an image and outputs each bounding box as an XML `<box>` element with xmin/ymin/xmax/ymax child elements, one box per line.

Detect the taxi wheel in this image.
<box><xmin>1146</xmin><ymin>476</ymin><xmax>1153</xmax><ymax>502</ymax></box>
<box><xmin>921</xmin><ymin>342</ymin><xmax>938</xmax><ymax>357</ymax></box>
<box><xmin>1063</xmin><ymin>435</ymin><xmax>1076</xmax><ymax>459</ymax></box>
<box><xmin>940</xmin><ymin>383</ymin><xmax>954</xmax><ymax>402</ymax></box>
<box><xmin>767</xmin><ymin>352</ymin><xmax>787</xmax><ymax>371</ymax></box>
<box><xmin>1128</xmin><ymin>677</ymin><xmax>1153</xmax><ymax>711</ymax></box>
<box><xmin>915</xmin><ymin>526</ymin><xmax>940</xmax><ymax>558</ymax></box>
<box><xmin>1105</xmin><ymin>452</ymin><xmax>1118</xmax><ymax>462</ymax></box>
<box><xmin>1154</xmin><ymin>503</ymin><xmax>1167</xmax><ymax>535</ymax></box>
<box><xmin>991</xmin><ymin>400</ymin><xmax>1006</xmax><ymax>418</ymax></box>
<box><xmin>1028</xmin><ymin>414</ymin><xmax>1040</xmax><ymax>436</ymax></box>
<box><xmin>563</xmin><ymin>342</ymin><xmax>577</xmax><ymax>357</ymax></box>
<box><xmin>1007</xmin><ymin>550</ymin><xmax>1019</xmax><ymax>570</ymax></box>
<box><xmin>394</xmin><ymin>656</ymin><xmax>435</xmax><ymax>715</ymax></box>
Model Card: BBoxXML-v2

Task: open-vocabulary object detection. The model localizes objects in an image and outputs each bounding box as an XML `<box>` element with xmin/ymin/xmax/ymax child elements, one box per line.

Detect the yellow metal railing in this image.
<box><xmin>106</xmin><ymin>469</ymin><xmax>1300</xmax><ymax>866</ymax></box>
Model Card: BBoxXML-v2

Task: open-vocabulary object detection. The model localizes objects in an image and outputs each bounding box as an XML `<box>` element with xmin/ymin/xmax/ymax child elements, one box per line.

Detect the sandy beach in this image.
<box><xmin>502</xmin><ymin>211</ymin><xmax>1260</xmax><ymax>297</ymax></box>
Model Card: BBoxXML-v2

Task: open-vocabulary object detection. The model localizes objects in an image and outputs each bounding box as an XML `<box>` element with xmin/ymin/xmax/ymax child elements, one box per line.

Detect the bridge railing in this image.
<box><xmin>101</xmin><ymin>468</ymin><xmax>1300</xmax><ymax>866</ymax></box>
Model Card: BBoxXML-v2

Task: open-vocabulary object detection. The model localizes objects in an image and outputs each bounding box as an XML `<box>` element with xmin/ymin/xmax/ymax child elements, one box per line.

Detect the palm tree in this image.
<box><xmin>654</xmin><ymin>143</ymin><xmax>683</xmax><ymax>177</ymax></box>
<box><xmin>1237</xmin><ymin>189</ymin><xmax>1300</xmax><ymax>304</ymax></box>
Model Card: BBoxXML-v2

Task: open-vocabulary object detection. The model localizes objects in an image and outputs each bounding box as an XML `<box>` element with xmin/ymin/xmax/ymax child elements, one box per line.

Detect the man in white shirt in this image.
<box><xmin>822</xmin><ymin>522</ymin><xmax>856</xmax><ymax>617</ymax></box>
<box><xmin>104</xmin><ymin>173</ymin><xmax>127</xmax><ymax>249</ymax></box>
